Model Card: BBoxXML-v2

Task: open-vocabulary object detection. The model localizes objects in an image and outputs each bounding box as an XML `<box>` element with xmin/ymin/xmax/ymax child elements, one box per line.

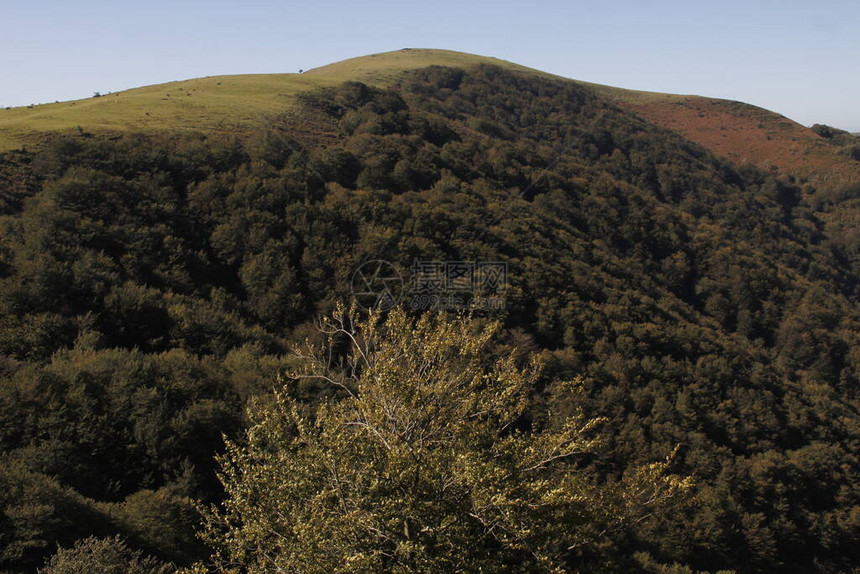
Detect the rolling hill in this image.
<box><xmin>6</xmin><ymin>47</ymin><xmax>859</xmax><ymax>251</ymax></box>
<box><xmin>0</xmin><ymin>50</ymin><xmax>534</xmax><ymax>152</ymax></box>
<box><xmin>2</xmin><ymin>49</ymin><xmax>860</xmax><ymax>573</ymax></box>
<box><xmin>3</xmin><ymin>49</ymin><xmax>858</xmax><ymax>197</ymax></box>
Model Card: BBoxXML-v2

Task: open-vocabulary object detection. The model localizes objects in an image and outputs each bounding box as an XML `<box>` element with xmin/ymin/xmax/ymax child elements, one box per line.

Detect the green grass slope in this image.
<box><xmin>0</xmin><ymin>49</ymin><xmax>540</xmax><ymax>152</ymax></box>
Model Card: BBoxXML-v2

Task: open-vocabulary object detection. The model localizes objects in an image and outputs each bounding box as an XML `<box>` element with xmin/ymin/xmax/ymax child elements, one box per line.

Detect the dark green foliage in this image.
<box><xmin>812</xmin><ymin>124</ymin><xmax>860</xmax><ymax>166</ymax></box>
<box><xmin>0</xmin><ymin>459</ymin><xmax>115</xmax><ymax>570</ymax></box>
<box><xmin>0</xmin><ymin>151</ymin><xmax>39</xmax><ymax>215</ymax></box>
<box><xmin>812</xmin><ymin>124</ymin><xmax>849</xmax><ymax>139</ymax></box>
<box><xmin>0</xmin><ymin>64</ymin><xmax>859</xmax><ymax>572</ymax></box>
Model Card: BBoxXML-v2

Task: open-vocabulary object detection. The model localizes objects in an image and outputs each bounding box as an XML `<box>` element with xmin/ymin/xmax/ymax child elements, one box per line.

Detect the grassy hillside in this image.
<box><xmin>3</xmin><ymin>48</ymin><xmax>857</xmax><ymax>196</ymax></box>
<box><xmin>0</xmin><ymin>49</ymin><xmax>537</xmax><ymax>152</ymax></box>
<box><xmin>0</xmin><ymin>72</ymin><xmax>324</xmax><ymax>151</ymax></box>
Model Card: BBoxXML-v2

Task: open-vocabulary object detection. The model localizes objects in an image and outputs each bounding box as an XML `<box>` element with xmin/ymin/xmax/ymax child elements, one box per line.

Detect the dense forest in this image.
<box><xmin>1</xmin><ymin>64</ymin><xmax>859</xmax><ymax>572</ymax></box>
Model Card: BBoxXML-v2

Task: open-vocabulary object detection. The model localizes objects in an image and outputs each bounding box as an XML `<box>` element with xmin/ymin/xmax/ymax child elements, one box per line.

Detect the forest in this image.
<box><xmin>1</xmin><ymin>64</ymin><xmax>859</xmax><ymax>572</ymax></box>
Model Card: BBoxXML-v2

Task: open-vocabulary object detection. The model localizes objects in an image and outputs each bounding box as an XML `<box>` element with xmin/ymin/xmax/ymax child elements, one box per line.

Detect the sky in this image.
<box><xmin>2</xmin><ymin>0</ymin><xmax>858</xmax><ymax>131</ymax></box>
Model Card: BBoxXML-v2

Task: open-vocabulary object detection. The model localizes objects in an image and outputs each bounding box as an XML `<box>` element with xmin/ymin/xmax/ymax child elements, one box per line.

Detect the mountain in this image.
<box><xmin>4</xmin><ymin>49</ymin><xmax>857</xmax><ymax>193</ymax></box>
<box><xmin>0</xmin><ymin>50</ymin><xmax>529</xmax><ymax>152</ymax></box>
<box><xmin>1</xmin><ymin>50</ymin><xmax>860</xmax><ymax>573</ymax></box>
<box><xmin>6</xmin><ymin>48</ymin><xmax>859</xmax><ymax>241</ymax></box>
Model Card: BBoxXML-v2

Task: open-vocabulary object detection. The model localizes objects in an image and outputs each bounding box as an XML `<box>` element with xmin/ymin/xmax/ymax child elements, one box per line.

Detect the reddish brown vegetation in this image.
<box><xmin>620</xmin><ymin>96</ymin><xmax>860</xmax><ymax>192</ymax></box>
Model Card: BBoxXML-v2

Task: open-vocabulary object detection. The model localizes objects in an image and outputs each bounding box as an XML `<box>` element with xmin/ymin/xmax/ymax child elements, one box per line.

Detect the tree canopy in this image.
<box><xmin>198</xmin><ymin>307</ymin><xmax>691</xmax><ymax>573</ymax></box>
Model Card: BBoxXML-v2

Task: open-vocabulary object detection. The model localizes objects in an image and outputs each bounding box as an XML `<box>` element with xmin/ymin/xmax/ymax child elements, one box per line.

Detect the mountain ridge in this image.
<box><xmin>2</xmin><ymin>48</ymin><xmax>857</xmax><ymax>198</ymax></box>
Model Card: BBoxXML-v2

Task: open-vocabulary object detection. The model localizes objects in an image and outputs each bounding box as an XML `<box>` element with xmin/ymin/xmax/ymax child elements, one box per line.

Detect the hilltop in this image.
<box><xmin>2</xmin><ymin>49</ymin><xmax>858</xmax><ymax>199</ymax></box>
<box><xmin>0</xmin><ymin>50</ymin><xmax>534</xmax><ymax>152</ymax></box>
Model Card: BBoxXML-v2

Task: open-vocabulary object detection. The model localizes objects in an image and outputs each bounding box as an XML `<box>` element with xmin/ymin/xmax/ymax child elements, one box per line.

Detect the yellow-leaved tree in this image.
<box><xmin>193</xmin><ymin>307</ymin><xmax>691</xmax><ymax>573</ymax></box>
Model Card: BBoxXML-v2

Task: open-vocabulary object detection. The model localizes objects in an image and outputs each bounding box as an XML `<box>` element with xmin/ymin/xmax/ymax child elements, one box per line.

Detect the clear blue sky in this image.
<box><xmin>2</xmin><ymin>0</ymin><xmax>858</xmax><ymax>131</ymax></box>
